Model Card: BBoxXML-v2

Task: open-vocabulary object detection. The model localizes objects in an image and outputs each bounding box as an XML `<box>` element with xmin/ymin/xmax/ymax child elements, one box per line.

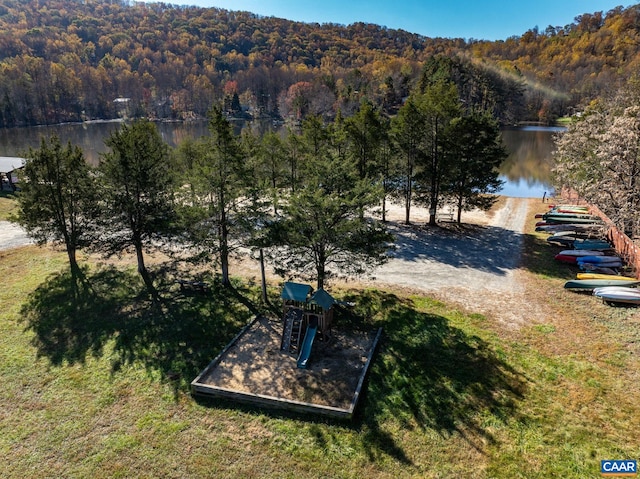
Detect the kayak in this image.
<box><xmin>555</xmin><ymin>208</ymin><xmax>590</xmax><ymax>214</ymax></box>
<box><xmin>536</xmin><ymin>223</ymin><xmax>602</xmax><ymax>233</ymax></box>
<box><xmin>572</xmin><ymin>240</ymin><xmax>612</xmax><ymax>250</ymax></box>
<box><xmin>579</xmin><ymin>265</ymin><xmax>619</xmax><ymax>274</ymax></box>
<box><xmin>576</xmin><ymin>255</ymin><xmax>622</xmax><ymax>264</ymax></box>
<box><xmin>549</xmin><ymin>204</ymin><xmax>590</xmax><ymax>212</ymax></box>
<box><xmin>555</xmin><ymin>254</ymin><xmax>578</xmax><ymax>264</ymax></box>
<box><xmin>558</xmin><ymin>250</ymin><xmax>605</xmax><ymax>257</ymax></box>
<box><xmin>577</xmin><ymin>273</ymin><xmax>637</xmax><ymax>281</ymax></box>
<box><xmin>564</xmin><ymin>279</ymin><xmax>640</xmax><ymax>291</ymax></box>
<box><xmin>579</xmin><ymin>262</ymin><xmax>622</xmax><ymax>271</ymax></box>
<box><xmin>593</xmin><ymin>286</ymin><xmax>640</xmax><ymax>305</ymax></box>
<box><xmin>543</xmin><ymin>216</ymin><xmax>603</xmax><ymax>225</ymax></box>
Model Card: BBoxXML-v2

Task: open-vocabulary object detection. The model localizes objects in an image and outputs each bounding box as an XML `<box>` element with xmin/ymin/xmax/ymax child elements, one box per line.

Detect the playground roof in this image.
<box><xmin>280</xmin><ymin>282</ymin><xmax>312</xmax><ymax>303</ymax></box>
<box><xmin>310</xmin><ymin>288</ymin><xmax>336</xmax><ymax>310</ymax></box>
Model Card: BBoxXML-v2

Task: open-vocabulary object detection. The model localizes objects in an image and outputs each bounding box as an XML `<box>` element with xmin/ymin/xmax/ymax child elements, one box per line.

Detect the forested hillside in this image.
<box><xmin>0</xmin><ymin>0</ymin><xmax>638</xmax><ymax>127</ymax></box>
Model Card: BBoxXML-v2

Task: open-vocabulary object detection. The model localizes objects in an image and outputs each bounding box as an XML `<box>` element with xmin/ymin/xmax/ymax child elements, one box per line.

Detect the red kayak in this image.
<box><xmin>555</xmin><ymin>254</ymin><xmax>578</xmax><ymax>264</ymax></box>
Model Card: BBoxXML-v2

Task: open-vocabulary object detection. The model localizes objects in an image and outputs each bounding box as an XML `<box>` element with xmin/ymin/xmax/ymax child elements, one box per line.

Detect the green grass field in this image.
<box><xmin>0</xmin><ymin>191</ymin><xmax>19</xmax><ymax>220</ymax></box>
<box><xmin>1</xmin><ymin>198</ymin><xmax>639</xmax><ymax>478</ymax></box>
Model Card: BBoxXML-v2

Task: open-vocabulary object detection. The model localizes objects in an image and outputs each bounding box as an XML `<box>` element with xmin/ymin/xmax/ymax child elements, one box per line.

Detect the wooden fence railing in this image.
<box><xmin>588</xmin><ymin>203</ymin><xmax>640</xmax><ymax>278</ymax></box>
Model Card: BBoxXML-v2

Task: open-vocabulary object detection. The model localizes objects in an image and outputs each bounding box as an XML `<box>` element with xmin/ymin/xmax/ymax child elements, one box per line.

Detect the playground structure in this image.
<box><xmin>191</xmin><ymin>281</ymin><xmax>382</xmax><ymax>419</ymax></box>
<box><xmin>279</xmin><ymin>282</ymin><xmax>336</xmax><ymax>368</ymax></box>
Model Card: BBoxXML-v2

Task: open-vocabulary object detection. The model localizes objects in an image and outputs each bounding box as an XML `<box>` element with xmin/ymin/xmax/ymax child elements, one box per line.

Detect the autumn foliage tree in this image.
<box><xmin>0</xmin><ymin>0</ymin><xmax>637</xmax><ymax>127</ymax></box>
<box><xmin>553</xmin><ymin>79</ymin><xmax>640</xmax><ymax>238</ymax></box>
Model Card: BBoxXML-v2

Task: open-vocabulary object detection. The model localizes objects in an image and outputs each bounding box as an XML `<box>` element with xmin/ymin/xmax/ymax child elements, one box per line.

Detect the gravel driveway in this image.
<box><xmin>372</xmin><ymin>198</ymin><xmax>527</xmax><ymax>292</ymax></box>
<box><xmin>368</xmin><ymin>198</ymin><xmax>540</xmax><ymax>327</ymax></box>
<box><xmin>0</xmin><ymin>221</ymin><xmax>32</xmax><ymax>251</ymax></box>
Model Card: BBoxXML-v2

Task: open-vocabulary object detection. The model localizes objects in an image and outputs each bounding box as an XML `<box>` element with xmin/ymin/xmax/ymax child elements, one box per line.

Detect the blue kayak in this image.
<box><xmin>576</xmin><ymin>255</ymin><xmax>622</xmax><ymax>264</ymax></box>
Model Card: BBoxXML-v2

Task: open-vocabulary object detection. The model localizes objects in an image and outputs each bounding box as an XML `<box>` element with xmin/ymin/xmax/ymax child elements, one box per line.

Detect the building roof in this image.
<box><xmin>0</xmin><ymin>157</ymin><xmax>24</xmax><ymax>173</ymax></box>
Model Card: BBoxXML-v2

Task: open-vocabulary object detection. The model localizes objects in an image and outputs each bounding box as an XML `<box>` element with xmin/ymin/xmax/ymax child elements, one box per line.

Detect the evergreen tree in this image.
<box><xmin>97</xmin><ymin>119</ymin><xmax>176</xmax><ymax>298</ymax></box>
<box><xmin>255</xmin><ymin>131</ymin><xmax>287</xmax><ymax>215</ymax></box>
<box><xmin>266</xmin><ymin>121</ymin><xmax>392</xmax><ymax>289</ymax></box>
<box><xmin>266</xmin><ymin>156</ymin><xmax>392</xmax><ymax>290</ymax></box>
<box><xmin>445</xmin><ymin>113</ymin><xmax>506</xmax><ymax>223</ymax></box>
<box><xmin>180</xmin><ymin>105</ymin><xmax>247</xmax><ymax>286</ymax></box>
<box><xmin>413</xmin><ymin>80</ymin><xmax>461</xmax><ymax>226</ymax></box>
<box><xmin>391</xmin><ymin>95</ymin><xmax>424</xmax><ymax>224</ymax></box>
<box><xmin>345</xmin><ymin>99</ymin><xmax>385</xmax><ymax>179</ymax></box>
<box><xmin>17</xmin><ymin>135</ymin><xmax>97</xmax><ymax>286</ymax></box>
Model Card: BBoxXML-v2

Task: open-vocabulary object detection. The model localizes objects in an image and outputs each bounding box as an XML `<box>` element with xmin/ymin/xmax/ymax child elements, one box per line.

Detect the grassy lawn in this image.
<box><xmin>0</xmin><ymin>191</ymin><xmax>19</xmax><ymax>221</ymax></box>
<box><xmin>1</xmin><ymin>197</ymin><xmax>639</xmax><ymax>478</ymax></box>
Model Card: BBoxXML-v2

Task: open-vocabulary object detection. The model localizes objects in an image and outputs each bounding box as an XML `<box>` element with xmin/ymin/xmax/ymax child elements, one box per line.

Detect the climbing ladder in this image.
<box><xmin>280</xmin><ymin>307</ymin><xmax>304</xmax><ymax>353</ymax></box>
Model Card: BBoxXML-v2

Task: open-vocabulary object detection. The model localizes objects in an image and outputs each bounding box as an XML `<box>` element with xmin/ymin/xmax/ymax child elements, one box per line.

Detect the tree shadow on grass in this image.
<box><xmin>338</xmin><ymin>290</ymin><xmax>528</xmax><ymax>462</ymax></box>
<box><xmin>20</xmin><ymin>266</ymin><xmax>135</xmax><ymax>366</ymax></box>
<box><xmin>521</xmin><ymin>232</ymin><xmax>578</xmax><ymax>280</ymax></box>
<box><xmin>19</xmin><ymin>265</ymin><xmax>255</xmax><ymax>391</ymax></box>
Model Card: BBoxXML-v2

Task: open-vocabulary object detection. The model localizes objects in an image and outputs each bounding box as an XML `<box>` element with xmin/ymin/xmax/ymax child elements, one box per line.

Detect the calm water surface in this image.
<box><xmin>0</xmin><ymin>121</ymin><xmax>562</xmax><ymax>198</ymax></box>
<box><xmin>499</xmin><ymin>125</ymin><xmax>564</xmax><ymax>198</ymax></box>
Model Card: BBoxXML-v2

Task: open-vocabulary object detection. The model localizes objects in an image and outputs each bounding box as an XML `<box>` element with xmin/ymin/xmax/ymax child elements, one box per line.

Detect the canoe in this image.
<box><xmin>564</xmin><ymin>279</ymin><xmax>640</xmax><ymax>291</ymax></box>
<box><xmin>577</xmin><ymin>273</ymin><xmax>637</xmax><ymax>281</ymax></box>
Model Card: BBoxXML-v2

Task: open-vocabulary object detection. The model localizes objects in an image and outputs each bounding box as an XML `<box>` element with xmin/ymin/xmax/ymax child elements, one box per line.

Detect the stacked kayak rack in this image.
<box><xmin>535</xmin><ymin>204</ymin><xmax>640</xmax><ymax>306</ymax></box>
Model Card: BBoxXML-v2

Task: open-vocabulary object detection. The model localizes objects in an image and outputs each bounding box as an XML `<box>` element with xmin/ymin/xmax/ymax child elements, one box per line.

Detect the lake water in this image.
<box><xmin>499</xmin><ymin>125</ymin><xmax>564</xmax><ymax>198</ymax></box>
<box><xmin>0</xmin><ymin>121</ymin><xmax>561</xmax><ymax>198</ymax></box>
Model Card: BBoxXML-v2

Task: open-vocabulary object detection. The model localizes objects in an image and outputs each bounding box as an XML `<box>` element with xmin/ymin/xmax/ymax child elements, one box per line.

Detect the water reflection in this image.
<box><xmin>0</xmin><ymin>121</ymin><xmax>562</xmax><ymax>197</ymax></box>
<box><xmin>499</xmin><ymin>126</ymin><xmax>564</xmax><ymax>198</ymax></box>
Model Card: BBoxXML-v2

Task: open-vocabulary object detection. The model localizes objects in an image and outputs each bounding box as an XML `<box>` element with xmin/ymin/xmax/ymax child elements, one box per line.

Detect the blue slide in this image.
<box><xmin>296</xmin><ymin>325</ymin><xmax>317</xmax><ymax>369</ymax></box>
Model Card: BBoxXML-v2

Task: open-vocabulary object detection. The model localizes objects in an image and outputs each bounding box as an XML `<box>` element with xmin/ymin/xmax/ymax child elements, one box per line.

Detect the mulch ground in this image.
<box><xmin>195</xmin><ymin>315</ymin><xmax>378</xmax><ymax>410</ymax></box>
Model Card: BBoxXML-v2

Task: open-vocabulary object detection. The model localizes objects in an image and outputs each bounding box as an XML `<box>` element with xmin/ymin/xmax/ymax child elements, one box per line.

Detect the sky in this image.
<box><xmin>140</xmin><ymin>0</ymin><xmax>638</xmax><ymax>41</ymax></box>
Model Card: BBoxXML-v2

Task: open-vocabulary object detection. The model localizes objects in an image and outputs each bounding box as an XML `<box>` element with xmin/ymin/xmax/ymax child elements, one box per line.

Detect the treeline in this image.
<box><xmin>0</xmin><ymin>0</ymin><xmax>638</xmax><ymax>128</ymax></box>
<box><xmin>17</xmin><ymin>82</ymin><xmax>505</xmax><ymax>292</ymax></box>
<box><xmin>473</xmin><ymin>6</ymin><xmax>640</xmax><ymax>122</ymax></box>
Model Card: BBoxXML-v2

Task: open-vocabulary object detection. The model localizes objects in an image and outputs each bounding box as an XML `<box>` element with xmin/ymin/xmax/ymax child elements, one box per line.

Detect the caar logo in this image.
<box><xmin>601</xmin><ymin>460</ymin><xmax>637</xmax><ymax>477</ymax></box>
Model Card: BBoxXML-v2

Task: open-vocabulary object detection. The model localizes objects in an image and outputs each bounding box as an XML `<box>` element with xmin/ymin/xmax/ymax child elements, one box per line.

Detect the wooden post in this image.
<box><xmin>259</xmin><ymin>248</ymin><xmax>267</xmax><ymax>304</ymax></box>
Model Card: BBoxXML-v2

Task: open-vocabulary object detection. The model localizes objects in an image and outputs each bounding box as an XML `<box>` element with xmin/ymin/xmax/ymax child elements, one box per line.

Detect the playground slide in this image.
<box><xmin>296</xmin><ymin>325</ymin><xmax>317</xmax><ymax>369</ymax></box>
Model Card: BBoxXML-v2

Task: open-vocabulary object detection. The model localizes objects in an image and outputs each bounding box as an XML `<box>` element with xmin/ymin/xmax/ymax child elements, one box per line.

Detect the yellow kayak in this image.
<box><xmin>576</xmin><ymin>273</ymin><xmax>638</xmax><ymax>281</ymax></box>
